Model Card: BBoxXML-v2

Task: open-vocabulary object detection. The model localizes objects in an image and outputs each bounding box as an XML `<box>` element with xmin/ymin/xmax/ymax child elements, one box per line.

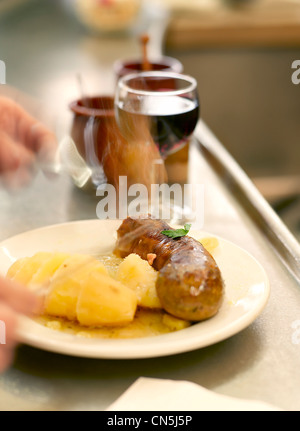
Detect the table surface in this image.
<box><xmin>0</xmin><ymin>0</ymin><xmax>299</xmax><ymax>411</ymax></box>
<box><xmin>164</xmin><ymin>0</ymin><xmax>300</xmax><ymax>48</ymax></box>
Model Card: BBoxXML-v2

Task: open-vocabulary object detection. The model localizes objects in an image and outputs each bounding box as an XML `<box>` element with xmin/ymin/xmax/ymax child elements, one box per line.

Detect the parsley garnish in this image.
<box><xmin>161</xmin><ymin>223</ymin><xmax>191</xmax><ymax>239</ymax></box>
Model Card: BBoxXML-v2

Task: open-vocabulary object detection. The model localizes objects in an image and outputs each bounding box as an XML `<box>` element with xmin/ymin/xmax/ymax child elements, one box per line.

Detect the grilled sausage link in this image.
<box><xmin>114</xmin><ymin>216</ymin><xmax>224</xmax><ymax>321</ymax></box>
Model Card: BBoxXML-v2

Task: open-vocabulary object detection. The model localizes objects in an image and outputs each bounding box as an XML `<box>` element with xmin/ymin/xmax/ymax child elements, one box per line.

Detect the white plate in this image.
<box><xmin>0</xmin><ymin>219</ymin><xmax>270</xmax><ymax>359</ymax></box>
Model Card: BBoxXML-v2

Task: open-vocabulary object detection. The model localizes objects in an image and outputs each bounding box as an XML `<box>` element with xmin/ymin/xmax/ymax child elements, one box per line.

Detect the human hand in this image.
<box><xmin>0</xmin><ymin>96</ymin><xmax>57</xmax><ymax>188</ymax></box>
<box><xmin>0</xmin><ymin>276</ymin><xmax>39</xmax><ymax>372</ymax></box>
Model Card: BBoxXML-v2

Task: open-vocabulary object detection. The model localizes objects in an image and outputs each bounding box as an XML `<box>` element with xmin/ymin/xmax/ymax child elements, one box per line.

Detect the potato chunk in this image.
<box><xmin>29</xmin><ymin>252</ymin><xmax>70</xmax><ymax>289</ymax></box>
<box><xmin>7</xmin><ymin>252</ymin><xmax>53</xmax><ymax>286</ymax></box>
<box><xmin>162</xmin><ymin>313</ymin><xmax>191</xmax><ymax>331</ymax></box>
<box><xmin>44</xmin><ymin>255</ymin><xmax>108</xmax><ymax>321</ymax></box>
<box><xmin>6</xmin><ymin>257</ymin><xmax>29</xmax><ymax>279</ymax></box>
<box><xmin>116</xmin><ymin>253</ymin><xmax>161</xmax><ymax>309</ymax></box>
<box><xmin>199</xmin><ymin>237</ymin><xmax>219</xmax><ymax>255</ymax></box>
<box><xmin>76</xmin><ymin>271</ymin><xmax>137</xmax><ymax>326</ymax></box>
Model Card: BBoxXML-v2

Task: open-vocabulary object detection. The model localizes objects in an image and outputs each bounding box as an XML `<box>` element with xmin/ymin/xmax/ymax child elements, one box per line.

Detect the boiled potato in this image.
<box><xmin>162</xmin><ymin>313</ymin><xmax>191</xmax><ymax>331</ymax></box>
<box><xmin>6</xmin><ymin>252</ymin><xmax>138</xmax><ymax>327</ymax></box>
<box><xmin>29</xmin><ymin>252</ymin><xmax>70</xmax><ymax>289</ymax></box>
<box><xmin>76</xmin><ymin>271</ymin><xmax>137</xmax><ymax>326</ymax></box>
<box><xmin>6</xmin><ymin>257</ymin><xmax>29</xmax><ymax>279</ymax></box>
<box><xmin>7</xmin><ymin>252</ymin><xmax>53</xmax><ymax>286</ymax></box>
<box><xmin>116</xmin><ymin>253</ymin><xmax>162</xmax><ymax>309</ymax></box>
<box><xmin>199</xmin><ymin>237</ymin><xmax>219</xmax><ymax>255</ymax></box>
<box><xmin>44</xmin><ymin>255</ymin><xmax>108</xmax><ymax>321</ymax></box>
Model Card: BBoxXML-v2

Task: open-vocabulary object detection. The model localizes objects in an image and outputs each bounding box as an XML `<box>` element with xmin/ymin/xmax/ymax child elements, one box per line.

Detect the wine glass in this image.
<box><xmin>114</xmin><ymin>71</ymin><xmax>199</xmax><ymax>160</ymax></box>
<box><xmin>114</xmin><ymin>71</ymin><xmax>200</xmax><ymax>223</ymax></box>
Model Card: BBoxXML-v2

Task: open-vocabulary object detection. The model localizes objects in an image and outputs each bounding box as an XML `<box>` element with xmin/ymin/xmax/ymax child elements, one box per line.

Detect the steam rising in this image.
<box><xmin>80</xmin><ymin>95</ymin><xmax>167</xmax><ymax>194</ymax></box>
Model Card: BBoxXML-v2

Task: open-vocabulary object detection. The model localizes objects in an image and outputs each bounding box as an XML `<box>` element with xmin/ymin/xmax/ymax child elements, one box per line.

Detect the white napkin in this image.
<box><xmin>107</xmin><ymin>377</ymin><xmax>281</xmax><ymax>411</ymax></box>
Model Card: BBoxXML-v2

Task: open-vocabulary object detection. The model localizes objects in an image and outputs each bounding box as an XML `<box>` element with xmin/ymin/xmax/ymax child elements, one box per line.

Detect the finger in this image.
<box><xmin>0</xmin><ymin>130</ymin><xmax>36</xmax><ymax>173</ymax></box>
<box><xmin>23</xmin><ymin>121</ymin><xmax>58</xmax><ymax>179</ymax></box>
<box><xmin>0</xmin><ymin>302</ymin><xmax>18</xmax><ymax>346</ymax></box>
<box><xmin>0</xmin><ymin>345</ymin><xmax>15</xmax><ymax>373</ymax></box>
<box><xmin>1</xmin><ymin>167</ymin><xmax>35</xmax><ymax>191</ymax></box>
<box><xmin>0</xmin><ymin>97</ymin><xmax>58</xmax><ymax>176</ymax></box>
<box><xmin>31</xmin><ymin>127</ymin><xmax>59</xmax><ymax>179</ymax></box>
<box><xmin>0</xmin><ymin>277</ymin><xmax>40</xmax><ymax>315</ymax></box>
<box><xmin>13</xmin><ymin>105</ymin><xmax>58</xmax><ymax>163</ymax></box>
<box><xmin>0</xmin><ymin>131</ymin><xmax>37</xmax><ymax>189</ymax></box>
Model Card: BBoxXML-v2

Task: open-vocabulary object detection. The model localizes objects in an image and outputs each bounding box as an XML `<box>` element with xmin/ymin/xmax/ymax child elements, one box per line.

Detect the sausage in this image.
<box><xmin>114</xmin><ymin>216</ymin><xmax>224</xmax><ymax>321</ymax></box>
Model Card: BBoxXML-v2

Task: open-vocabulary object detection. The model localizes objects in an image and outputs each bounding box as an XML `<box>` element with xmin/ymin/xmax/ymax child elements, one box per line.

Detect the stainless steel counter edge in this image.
<box><xmin>196</xmin><ymin>120</ymin><xmax>300</xmax><ymax>285</ymax></box>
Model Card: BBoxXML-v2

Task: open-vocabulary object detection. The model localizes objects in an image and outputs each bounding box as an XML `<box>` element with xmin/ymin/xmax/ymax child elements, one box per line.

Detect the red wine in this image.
<box><xmin>116</xmin><ymin>95</ymin><xmax>199</xmax><ymax>157</ymax></box>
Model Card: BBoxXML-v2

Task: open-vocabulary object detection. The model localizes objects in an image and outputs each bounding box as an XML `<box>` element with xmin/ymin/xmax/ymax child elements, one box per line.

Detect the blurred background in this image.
<box><xmin>0</xmin><ymin>0</ymin><xmax>299</xmax><ymax>238</ymax></box>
